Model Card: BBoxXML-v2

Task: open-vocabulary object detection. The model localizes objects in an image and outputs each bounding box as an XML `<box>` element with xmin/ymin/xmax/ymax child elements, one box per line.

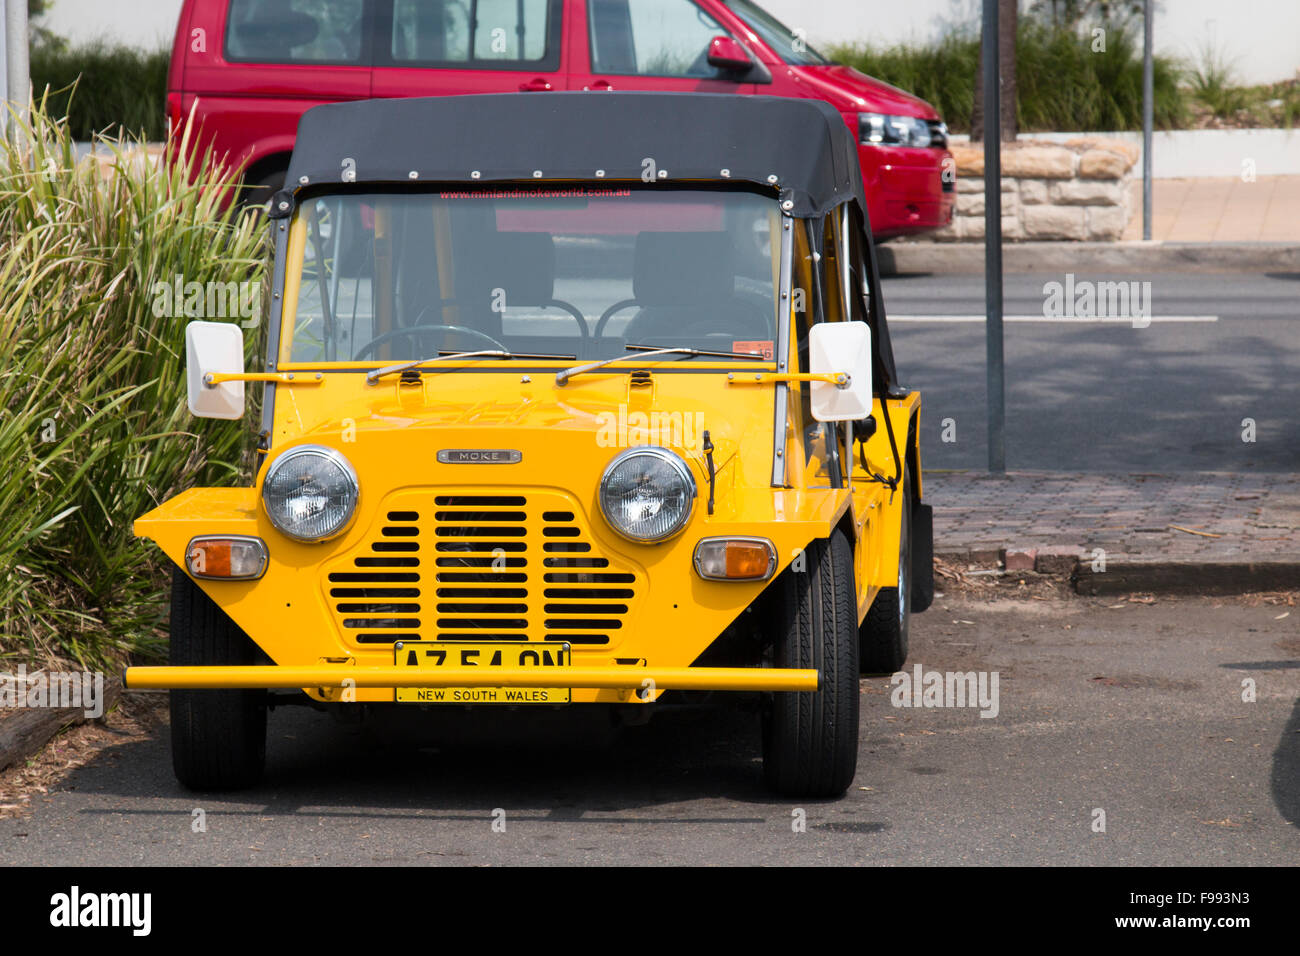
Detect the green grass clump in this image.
<box><xmin>831</xmin><ymin>20</ymin><xmax>1187</xmax><ymax>133</ymax></box>
<box><xmin>30</xmin><ymin>42</ymin><xmax>169</xmax><ymax>141</ymax></box>
<box><xmin>829</xmin><ymin>30</ymin><xmax>980</xmax><ymax>131</ymax></box>
<box><xmin>0</xmin><ymin>96</ymin><xmax>265</xmax><ymax>670</ymax></box>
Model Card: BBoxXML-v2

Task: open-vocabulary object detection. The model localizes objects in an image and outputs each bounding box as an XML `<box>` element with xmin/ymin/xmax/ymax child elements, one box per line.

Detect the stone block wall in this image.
<box><xmin>932</xmin><ymin>138</ymin><xmax>1139</xmax><ymax>241</ymax></box>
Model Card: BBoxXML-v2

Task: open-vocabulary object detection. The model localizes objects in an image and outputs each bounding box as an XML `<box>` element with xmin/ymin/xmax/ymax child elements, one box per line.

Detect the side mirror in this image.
<box><xmin>707</xmin><ymin>35</ymin><xmax>753</xmax><ymax>73</ymax></box>
<box><xmin>186</xmin><ymin>321</ymin><xmax>246</xmax><ymax>420</ymax></box>
<box><xmin>808</xmin><ymin>321</ymin><xmax>873</xmax><ymax>422</ymax></box>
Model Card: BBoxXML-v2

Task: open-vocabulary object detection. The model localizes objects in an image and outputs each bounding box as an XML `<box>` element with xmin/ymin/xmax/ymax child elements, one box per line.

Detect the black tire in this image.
<box><xmin>169</xmin><ymin>566</ymin><xmax>267</xmax><ymax>791</ymax></box>
<box><xmin>860</xmin><ymin>463</ymin><xmax>914</xmax><ymax>674</ymax></box>
<box><xmin>762</xmin><ymin>528</ymin><xmax>860</xmax><ymax>797</ymax></box>
<box><xmin>911</xmin><ymin>500</ymin><xmax>935</xmax><ymax>613</ymax></box>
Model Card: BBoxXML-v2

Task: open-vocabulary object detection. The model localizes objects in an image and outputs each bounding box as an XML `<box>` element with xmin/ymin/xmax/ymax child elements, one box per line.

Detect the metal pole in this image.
<box><xmin>0</xmin><ymin>2</ymin><xmax>9</xmax><ymax>110</ymax></box>
<box><xmin>983</xmin><ymin>0</ymin><xmax>1005</xmax><ymax>473</ymax></box>
<box><xmin>4</xmin><ymin>0</ymin><xmax>29</xmax><ymax>131</ymax></box>
<box><xmin>1142</xmin><ymin>0</ymin><xmax>1153</xmax><ymax>240</ymax></box>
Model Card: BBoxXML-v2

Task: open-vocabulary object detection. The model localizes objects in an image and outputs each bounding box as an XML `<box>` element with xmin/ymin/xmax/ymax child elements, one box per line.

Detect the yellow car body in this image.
<box><xmin>127</xmin><ymin>93</ymin><xmax>932</xmax><ymax>796</ymax></box>
<box><xmin>133</xmin><ymin>360</ymin><xmax>921</xmax><ymax>704</ymax></box>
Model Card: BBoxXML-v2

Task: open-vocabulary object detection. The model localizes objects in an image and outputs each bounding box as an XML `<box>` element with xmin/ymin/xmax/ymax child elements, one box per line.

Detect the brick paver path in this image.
<box><xmin>925</xmin><ymin>471</ymin><xmax>1300</xmax><ymax>565</ymax></box>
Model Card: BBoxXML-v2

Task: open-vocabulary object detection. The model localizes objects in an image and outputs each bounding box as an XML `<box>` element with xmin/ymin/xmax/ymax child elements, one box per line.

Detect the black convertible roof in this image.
<box><xmin>279</xmin><ymin>91</ymin><xmax>901</xmax><ymax>393</ymax></box>
<box><xmin>283</xmin><ymin>92</ymin><xmax>866</xmax><ymax>219</ymax></box>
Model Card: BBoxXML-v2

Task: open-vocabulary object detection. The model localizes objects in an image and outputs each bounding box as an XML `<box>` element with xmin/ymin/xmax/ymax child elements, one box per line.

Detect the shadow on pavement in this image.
<box><xmin>55</xmin><ymin>701</ymin><xmax>845</xmax><ymax>824</ymax></box>
<box><xmin>1271</xmin><ymin>697</ymin><xmax>1300</xmax><ymax>829</ymax></box>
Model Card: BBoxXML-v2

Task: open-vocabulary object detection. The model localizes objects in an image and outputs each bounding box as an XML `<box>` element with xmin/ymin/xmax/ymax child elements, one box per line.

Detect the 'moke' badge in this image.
<box><xmin>437</xmin><ymin>449</ymin><xmax>522</xmax><ymax>464</ymax></box>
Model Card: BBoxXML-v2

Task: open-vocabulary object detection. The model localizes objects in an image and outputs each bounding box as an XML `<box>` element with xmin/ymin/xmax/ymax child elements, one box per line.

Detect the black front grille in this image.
<box><xmin>327</xmin><ymin>493</ymin><xmax>638</xmax><ymax>647</ymax></box>
<box><xmin>330</xmin><ymin>509</ymin><xmax>424</xmax><ymax>643</ymax></box>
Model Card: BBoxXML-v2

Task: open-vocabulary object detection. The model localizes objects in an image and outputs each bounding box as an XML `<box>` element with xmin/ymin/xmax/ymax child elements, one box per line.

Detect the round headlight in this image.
<box><xmin>598</xmin><ymin>447</ymin><xmax>696</xmax><ymax>543</ymax></box>
<box><xmin>261</xmin><ymin>445</ymin><xmax>359</xmax><ymax>542</ymax></box>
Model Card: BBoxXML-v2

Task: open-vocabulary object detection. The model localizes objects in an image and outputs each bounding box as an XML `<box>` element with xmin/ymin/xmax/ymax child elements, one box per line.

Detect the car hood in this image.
<box><xmin>275</xmin><ymin>373</ymin><xmax>759</xmax><ymax>480</ymax></box>
<box><xmin>787</xmin><ymin>64</ymin><xmax>940</xmax><ymax>120</ymax></box>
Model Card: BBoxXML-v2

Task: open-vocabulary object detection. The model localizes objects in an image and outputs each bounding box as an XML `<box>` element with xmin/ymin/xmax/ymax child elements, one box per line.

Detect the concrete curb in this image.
<box><xmin>938</xmin><ymin>549</ymin><xmax>1300</xmax><ymax>597</ymax></box>
<box><xmin>1074</xmin><ymin>560</ymin><xmax>1300</xmax><ymax>596</ymax></box>
<box><xmin>879</xmin><ymin>241</ymin><xmax>1300</xmax><ymax>275</ymax></box>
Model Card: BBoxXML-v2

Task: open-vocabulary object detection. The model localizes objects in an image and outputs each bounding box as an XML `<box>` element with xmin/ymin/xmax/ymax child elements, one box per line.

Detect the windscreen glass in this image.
<box><xmin>284</xmin><ymin>187</ymin><xmax>781</xmax><ymax>364</ymax></box>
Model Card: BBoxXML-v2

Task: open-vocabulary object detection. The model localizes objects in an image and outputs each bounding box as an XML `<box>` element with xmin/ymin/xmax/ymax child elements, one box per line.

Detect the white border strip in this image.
<box><xmin>890</xmin><ymin>314</ymin><xmax>1220</xmax><ymax>323</ymax></box>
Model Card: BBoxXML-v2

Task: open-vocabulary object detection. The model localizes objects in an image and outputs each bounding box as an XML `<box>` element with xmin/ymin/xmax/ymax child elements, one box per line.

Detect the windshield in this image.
<box><xmin>282</xmin><ymin>187</ymin><xmax>781</xmax><ymax>365</ymax></box>
<box><xmin>723</xmin><ymin>0</ymin><xmax>829</xmax><ymax>66</ymax></box>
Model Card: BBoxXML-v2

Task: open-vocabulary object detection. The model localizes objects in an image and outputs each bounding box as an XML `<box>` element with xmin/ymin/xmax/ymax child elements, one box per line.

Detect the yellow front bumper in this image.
<box><xmin>122</xmin><ymin>664</ymin><xmax>819</xmax><ymax>693</ymax></box>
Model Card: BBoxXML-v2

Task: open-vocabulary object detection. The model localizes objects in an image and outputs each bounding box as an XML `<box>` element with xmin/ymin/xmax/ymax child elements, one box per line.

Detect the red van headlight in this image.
<box><xmin>859</xmin><ymin>113</ymin><xmax>939</xmax><ymax>148</ymax></box>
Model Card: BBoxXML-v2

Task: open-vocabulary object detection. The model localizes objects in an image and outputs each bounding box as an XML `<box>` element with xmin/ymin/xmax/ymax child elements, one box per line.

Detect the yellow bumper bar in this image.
<box><xmin>122</xmin><ymin>665</ymin><xmax>819</xmax><ymax>693</ymax></box>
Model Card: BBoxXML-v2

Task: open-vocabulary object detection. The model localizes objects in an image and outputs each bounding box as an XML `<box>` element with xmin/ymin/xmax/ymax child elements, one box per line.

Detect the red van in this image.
<box><xmin>169</xmin><ymin>0</ymin><xmax>954</xmax><ymax>238</ymax></box>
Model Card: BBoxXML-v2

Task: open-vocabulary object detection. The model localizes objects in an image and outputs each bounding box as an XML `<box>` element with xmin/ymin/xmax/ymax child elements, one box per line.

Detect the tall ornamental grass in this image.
<box><xmin>831</xmin><ymin>21</ymin><xmax>1187</xmax><ymax>132</ymax></box>
<box><xmin>0</xmin><ymin>98</ymin><xmax>266</xmax><ymax>670</ymax></box>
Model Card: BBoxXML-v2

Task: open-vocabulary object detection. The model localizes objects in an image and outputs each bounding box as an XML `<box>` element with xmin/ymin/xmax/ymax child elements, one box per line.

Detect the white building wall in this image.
<box><xmin>39</xmin><ymin>0</ymin><xmax>182</xmax><ymax>51</ymax></box>
<box><xmin>760</xmin><ymin>0</ymin><xmax>1299</xmax><ymax>86</ymax></box>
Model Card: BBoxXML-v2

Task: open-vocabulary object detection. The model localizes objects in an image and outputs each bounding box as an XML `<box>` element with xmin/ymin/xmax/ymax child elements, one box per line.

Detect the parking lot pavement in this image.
<box><xmin>882</xmin><ymin>272</ymin><xmax>1300</xmax><ymax>474</ymax></box>
<box><xmin>926</xmin><ymin>470</ymin><xmax>1300</xmax><ymax>581</ymax></box>
<box><xmin>1</xmin><ymin>593</ymin><xmax>1296</xmax><ymax>866</ymax></box>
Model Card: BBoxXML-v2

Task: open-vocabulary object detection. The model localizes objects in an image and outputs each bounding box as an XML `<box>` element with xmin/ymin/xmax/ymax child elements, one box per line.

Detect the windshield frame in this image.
<box><xmin>275</xmin><ymin>181</ymin><xmax>789</xmax><ymax>373</ymax></box>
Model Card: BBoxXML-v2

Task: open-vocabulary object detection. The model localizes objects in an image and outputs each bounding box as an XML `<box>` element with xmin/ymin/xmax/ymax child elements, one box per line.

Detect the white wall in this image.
<box><xmin>950</xmin><ymin>129</ymin><xmax>1300</xmax><ymax>178</ymax></box>
<box><xmin>1151</xmin><ymin>0</ymin><xmax>1300</xmax><ymax>86</ymax></box>
<box><xmin>39</xmin><ymin>0</ymin><xmax>182</xmax><ymax>51</ymax></box>
<box><xmin>1</xmin><ymin>10</ymin><xmax>8</xmax><ymax>104</ymax></box>
<box><xmin>758</xmin><ymin>0</ymin><xmax>1300</xmax><ymax>86</ymax></box>
<box><xmin>34</xmin><ymin>0</ymin><xmax>1300</xmax><ymax>85</ymax></box>
<box><xmin>760</xmin><ymin>0</ymin><xmax>981</xmax><ymax>48</ymax></box>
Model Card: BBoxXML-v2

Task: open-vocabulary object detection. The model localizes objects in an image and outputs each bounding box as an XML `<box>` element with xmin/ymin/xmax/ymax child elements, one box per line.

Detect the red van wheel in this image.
<box><xmin>237</xmin><ymin>168</ymin><xmax>286</xmax><ymax>213</ymax></box>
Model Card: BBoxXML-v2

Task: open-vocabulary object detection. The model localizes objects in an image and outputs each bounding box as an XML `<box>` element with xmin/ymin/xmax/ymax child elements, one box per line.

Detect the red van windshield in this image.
<box><xmin>722</xmin><ymin>0</ymin><xmax>830</xmax><ymax>66</ymax></box>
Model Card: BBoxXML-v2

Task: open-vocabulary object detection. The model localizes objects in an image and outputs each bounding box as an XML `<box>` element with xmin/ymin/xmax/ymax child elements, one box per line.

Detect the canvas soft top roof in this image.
<box><xmin>282</xmin><ymin>92</ymin><xmax>866</xmax><ymax>219</ymax></box>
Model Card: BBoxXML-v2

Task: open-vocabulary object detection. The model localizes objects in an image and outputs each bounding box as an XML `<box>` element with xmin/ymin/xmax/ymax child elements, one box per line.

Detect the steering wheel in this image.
<box><xmin>593</xmin><ymin>298</ymin><xmax>640</xmax><ymax>339</ymax></box>
<box><xmin>595</xmin><ymin>292</ymin><xmax>775</xmax><ymax>340</ymax></box>
<box><xmin>696</xmin><ymin>316</ymin><xmax>765</xmax><ymax>338</ymax></box>
<box><xmin>417</xmin><ymin>298</ymin><xmax>589</xmax><ymax>341</ymax></box>
<box><xmin>627</xmin><ymin>314</ymin><xmax>761</xmax><ymax>344</ymax></box>
<box><xmin>352</xmin><ymin>324</ymin><xmax>508</xmax><ymax>361</ymax></box>
<box><xmin>732</xmin><ymin>289</ymin><xmax>778</xmax><ymax>335</ymax></box>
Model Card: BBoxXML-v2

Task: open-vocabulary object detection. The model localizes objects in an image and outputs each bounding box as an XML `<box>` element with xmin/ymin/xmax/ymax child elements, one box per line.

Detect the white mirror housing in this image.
<box><xmin>808</xmin><ymin>321</ymin><xmax>873</xmax><ymax>422</ymax></box>
<box><xmin>186</xmin><ymin>321</ymin><xmax>246</xmax><ymax>420</ymax></box>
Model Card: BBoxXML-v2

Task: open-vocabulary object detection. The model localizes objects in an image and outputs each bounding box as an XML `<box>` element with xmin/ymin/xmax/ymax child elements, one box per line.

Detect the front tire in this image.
<box><xmin>762</xmin><ymin>529</ymin><xmax>860</xmax><ymax>797</ymax></box>
<box><xmin>169</xmin><ymin>566</ymin><xmax>267</xmax><ymax>791</ymax></box>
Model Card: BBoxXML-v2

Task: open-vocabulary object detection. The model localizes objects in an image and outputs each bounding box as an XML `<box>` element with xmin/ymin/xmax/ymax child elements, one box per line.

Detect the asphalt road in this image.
<box><xmin>880</xmin><ymin>272</ymin><xmax>1300</xmax><ymax>473</ymax></box>
<box><xmin>3</xmin><ymin>593</ymin><xmax>1297</xmax><ymax>865</ymax></box>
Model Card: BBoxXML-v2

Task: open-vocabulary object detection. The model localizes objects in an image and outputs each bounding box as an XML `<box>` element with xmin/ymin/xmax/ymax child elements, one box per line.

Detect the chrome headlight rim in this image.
<box><xmin>598</xmin><ymin>446</ymin><xmax>697</xmax><ymax>544</ymax></box>
<box><xmin>260</xmin><ymin>444</ymin><xmax>359</xmax><ymax>543</ymax></box>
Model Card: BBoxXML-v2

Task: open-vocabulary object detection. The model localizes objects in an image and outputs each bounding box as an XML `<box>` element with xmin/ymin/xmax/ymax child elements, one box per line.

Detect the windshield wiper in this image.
<box><xmin>367</xmin><ymin>349</ymin><xmax>576</xmax><ymax>384</ymax></box>
<box><xmin>555</xmin><ymin>344</ymin><xmax>769</xmax><ymax>386</ymax></box>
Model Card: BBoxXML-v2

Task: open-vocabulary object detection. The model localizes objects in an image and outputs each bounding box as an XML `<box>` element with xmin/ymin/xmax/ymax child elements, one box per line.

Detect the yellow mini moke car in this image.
<box><xmin>128</xmin><ymin>93</ymin><xmax>933</xmax><ymax>798</ymax></box>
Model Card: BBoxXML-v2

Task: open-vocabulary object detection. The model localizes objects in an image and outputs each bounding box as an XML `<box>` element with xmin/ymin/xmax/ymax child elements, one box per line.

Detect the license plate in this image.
<box><xmin>395</xmin><ymin>641</ymin><xmax>571</xmax><ymax>704</ymax></box>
